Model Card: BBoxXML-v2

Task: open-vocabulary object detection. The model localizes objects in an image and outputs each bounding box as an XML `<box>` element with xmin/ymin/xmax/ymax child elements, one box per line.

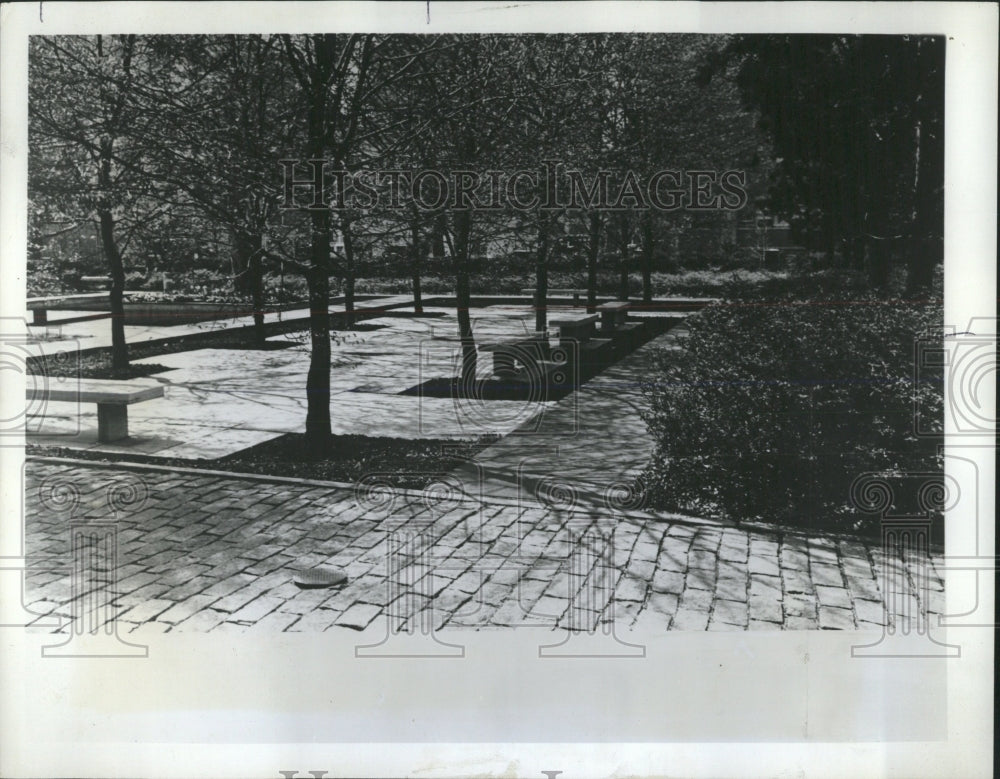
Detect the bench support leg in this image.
<box><xmin>32</xmin><ymin>309</ymin><xmax>47</xmax><ymax>325</ymax></box>
<box><xmin>96</xmin><ymin>404</ymin><xmax>128</xmax><ymax>442</ymax></box>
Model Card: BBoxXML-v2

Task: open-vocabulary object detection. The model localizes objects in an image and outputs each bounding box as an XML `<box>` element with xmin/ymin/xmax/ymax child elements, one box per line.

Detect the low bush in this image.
<box><xmin>639</xmin><ymin>282</ymin><xmax>943</xmax><ymax>537</ymax></box>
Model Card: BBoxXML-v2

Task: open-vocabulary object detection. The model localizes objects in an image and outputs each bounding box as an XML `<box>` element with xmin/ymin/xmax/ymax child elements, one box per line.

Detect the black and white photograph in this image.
<box><xmin>1</xmin><ymin>2</ymin><xmax>995</xmax><ymax>777</ymax></box>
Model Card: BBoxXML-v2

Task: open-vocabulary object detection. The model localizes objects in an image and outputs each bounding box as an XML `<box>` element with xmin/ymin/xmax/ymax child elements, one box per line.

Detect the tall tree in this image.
<box><xmin>710</xmin><ymin>34</ymin><xmax>944</xmax><ymax>292</ymax></box>
<box><xmin>29</xmin><ymin>35</ymin><xmax>166</xmax><ymax>373</ymax></box>
<box><xmin>137</xmin><ymin>35</ymin><xmax>301</xmax><ymax>345</ymax></box>
<box><xmin>411</xmin><ymin>35</ymin><xmax>519</xmax><ymax>386</ymax></box>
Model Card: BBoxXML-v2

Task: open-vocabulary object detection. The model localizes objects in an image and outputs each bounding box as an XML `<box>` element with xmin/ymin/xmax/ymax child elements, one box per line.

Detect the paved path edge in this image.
<box><xmin>24</xmin><ymin>454</ymin><xmax>931</xmax><ymax>550</ymax></box>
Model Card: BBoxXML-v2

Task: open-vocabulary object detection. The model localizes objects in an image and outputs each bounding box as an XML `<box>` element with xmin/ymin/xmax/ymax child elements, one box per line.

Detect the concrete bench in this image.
<box><xmin>27</xmin><ymin>379</ymin><xmax>164</xmax><ymax>442</ymax></box>
<box><xmin>27</xmin><ymin>292</ymin><xmax>111</xmax><ymax>325</ymax></box>
<box><xmin>550</xmin><ymin>314</ymin><xmax>599</xmax><ymax>344</ymax></box>
<box><xmin>480</xmin><ymin>334</ymin><xmax>553</xmax><ymax>381</ymax></box>
<box><xmin>597</xmin><ymin>301</ymin><xmax>630</xmax><ymax>331</ymax></box>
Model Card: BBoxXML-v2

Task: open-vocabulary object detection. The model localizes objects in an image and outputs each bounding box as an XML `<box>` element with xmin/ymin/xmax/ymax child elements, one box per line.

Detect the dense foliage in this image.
<box><xmin>639</xmin><ymin>274</ymin><xmax>943</xmax><ymax>536</ymax></box>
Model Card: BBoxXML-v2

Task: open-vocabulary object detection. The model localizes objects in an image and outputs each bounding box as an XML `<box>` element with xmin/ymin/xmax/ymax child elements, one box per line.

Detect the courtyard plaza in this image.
<box><xmin>17</xmin><ymin>295</ymin><xmax>945</xmax><ymax>634</ymax></box>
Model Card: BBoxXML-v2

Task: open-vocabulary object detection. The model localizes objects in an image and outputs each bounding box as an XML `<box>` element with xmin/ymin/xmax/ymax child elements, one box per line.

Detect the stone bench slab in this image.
<box><xmin>27</xmin><ymin>380</ymin><xmax>164</xmax><ymax>443</ymax></box>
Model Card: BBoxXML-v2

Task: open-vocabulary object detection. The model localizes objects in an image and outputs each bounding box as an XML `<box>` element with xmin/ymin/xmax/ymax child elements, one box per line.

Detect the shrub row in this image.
<box><xmin>638</xmin><ymin>281</ymin><xmax>943</xmax><ymax>537</ymax></box>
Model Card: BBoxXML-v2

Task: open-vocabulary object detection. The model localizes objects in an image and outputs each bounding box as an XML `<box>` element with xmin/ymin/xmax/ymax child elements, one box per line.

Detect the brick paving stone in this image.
<box><xmin>783</xmin><ymin>568</ymin><xmax>815</xmax><ymax>595</ymax></box>
<box><xmin>853</xmin><ymin>598</ymin><xmax>887</xmax><ymax>626</ymax></box>
<box><xmin>334</xmin><ymin>603</ymin><xmax>382</xmax><ymax>630</ymax></box>
<box><xmin>748</xmin><ymin>556</ymin><xmax>781</xmax><ymax>577</ymax></box>
<box><xmin>115</xmin><ymin>571</ymin><xmax>162</xmax><ymax>595</ymax></box>
<box><xmin>271</xmin><ymin>585</ymin><xmax>324</xmax><ymax>611</ymax></box>
<box><xmin>631</xmin><ymin>538</ymin><xmax>662</xmax><ymax>564</ymax></box>
<box><xmin>452</xmin><ymin>571</ymin><xmax>485</xmax><ymax>594</ymax></box>
<box><xmin>157</xmin><ymin>594</ymin><xmax>221</xmax><ymax>625</ymax></box>
<box><xmin>748</xmin><ymin>594</ymin><xmax>783</xmax><ymax>623</ymax></box>
<box><xmin>706</xmin><ymin>618</ymin><xmax>742</xmax><ymax>631</ymax></box>
<box><xmin>285</xmin><ymin>609</ymin><xmax>340</xmax><ymax>632</ymax></box>
<box><xmin>609</xmin><ymin>599</ymin><xmax>642</xmax><ymax>626</ymax></box>
<box><xmin>888</xmin><ymin>594</ymin><xmax>923</xmax><ymax>623</ymax></box>
<box><xmin>432</xmin><ymin>588</ymin><xmax>473</xmax><ymax>618</ymax></box>
<box><xmin>541</xmin><ymin>572</ymin><xmax>575</xmax><ymax>600</ymax></box>
<box><xmin>212</xmin><ymin>585</ymin><xmax>269</xmax><ymax>615</ymax></box>
<box><xmin>715</xmin><ymin>575</ymin><xmax>748</xmax><ymax>602</ymax></box>
<box><xmin>560</xmin><ymin>606</ymin><xmax>601</xmax><ymax>632</ymax></box>
<box><xmin>750</xmin><ymin>573</ymin><xmax>782</xmax><ymax>598</ymax></box>
<box><xmin>514</xmin><ymin>578</ymin><xmax>549</xmax><ymax>610</ymax></box>
<box><xmin>687</xmin><ymin>549</ymin><xmax>717</xmax><ymax>571</ymax></box>
<box><xmin>808</xmin><ymin>545</ymin><xmax>839</xmax><ymax>567</ymax></box>
<box><xmin>228</xmin><ymin>595</ymin><xmax>283</xmax><ymax>624</ymax></box>
<box><xmin>202</xmin><ymin>573</ymin><xmax>256</xmax><ymax>599</ymax></box>
<box><xmin>711</xmin><ymin>598</ymin><xmax>748</xmax><ymax>627</ymax></box>
<box><xmin>671</xmin><ymin>608</ymin><xmax>709</xmax><ymax>631</ymax></box>
<box><xmin>628</xmin><ymin>558</ymin><xmax>656</xmax><ymax>582</ymax></box>
<box><xmin>811</xmin><ymin>564</ymin><xmax>845</xmax><ymax>587</ymax></box>
<box><xmin>247</xmin><ymin>609</ymin><xmax>301</xmax><ymax>632</ymax></box>
<box><xmin>657</xmin><ymin>545</ymin><xmax>689</xmax><ymax>573</ymax></box>
<box><xmin>783</xmin><ymin>615</ymin><xmax>818</xmax><ymax>630</ymax></box>
<box><xmin>719</xmin><ymin>544</ymin><xmax>749</xmax><ymax>564</ymax></box>
<box><xmin>783</xmin><ymin>594</ymin><xmax>819</xmax><ymax>620</ymax></box>
<box><xmin>845</xmin><ymin>573</ymin><xmax>882</xmax><ymax>602</ymax></box>
<box><xmin>780</xmin><ymin>547</ymin><xmax>810</xmax><ymax>571</ymax></box>
<box><xmin>490</xmin><ymin>598</ymin><xmax>532</xmax><ymax>626</ymax></box>
<box><xmin>477</xmin><ymin>581</ymin><xmax>516</xmax><ymax>608</ymax></box>
<box><xmin>818</xmin><ymin>605</ymin><xmax>856</xmax><ymax>630</ymax></box>
<box><xmin>528</xmin><ymin>595</ymin><xmax>569</xmax><ymax>623</ymax></box>
<box><xmin>613</xmin><ymin>576</ymin><xmax>647</xmax><ymax>603</ymax></box>
<box><xmin>117</xmin><ymin>598</ymin><xmax>175</xmax><ymax>623</ymax></box>
<box><xmin>748</xmin><ymin>619</ymin><xmax>783</xmax><ymax>630</ymax></box>
<box><xmin>646</xmin><ymin>591</ymin><xmax>679</xmax><ymax>617</ymax></box>
<box><xmin>691</xmin><ymin>532</ymin><xmax>722</xmax><ymax>551</ymax></box>
<box><xmin>749</xmin><ymin>537</ymin><xmax>780</xmax><ymax>558</ymax></box>
<box><xmin>389</xmin><ymin>593</ymin><xmax>431</xmax><ymax>623</ymax></box>
<box><xmin>126</xmin><ymin>582</ymin><xmax>172</xmax><ymax>602</ymax></box>
<box><xmin>678</xmin><ymin>586</ymin><xmax>713</xmax><ymax>614</ymax></box>
<box><xmin>815</xmin><ymin>585</ymin><xmax>853</xmax><ymax>610</ymax></box>
<box><xmin>127</xmin><ymin>620</ymin><xmax>172</xmax><ymax>635</ymax></box>
<box><xmin>651</xmin><ymin>569</ymin><xmax>685</xmax><ymax>595</ymax></box>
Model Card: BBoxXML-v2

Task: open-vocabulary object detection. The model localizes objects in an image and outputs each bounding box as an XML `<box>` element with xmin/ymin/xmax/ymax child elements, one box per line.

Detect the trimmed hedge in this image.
<box><xmin>639</xmin><ymin>285</ymin><xmax>943</xmax><ymax>537</ymax></box>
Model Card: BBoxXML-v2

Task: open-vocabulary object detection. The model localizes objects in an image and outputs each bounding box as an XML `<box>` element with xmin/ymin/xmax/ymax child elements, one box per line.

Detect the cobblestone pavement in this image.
<box><xmin>22</xmin><ymin>460</ymin><xmax>945</xmax><ymax>635</ymax></box>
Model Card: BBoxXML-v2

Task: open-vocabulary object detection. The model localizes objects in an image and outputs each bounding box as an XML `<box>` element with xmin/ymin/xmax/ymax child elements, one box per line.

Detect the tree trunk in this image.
<box><xmin>342</xmin><ymin>219</ymin><xmax>356</xmax><ymax>329</ymax></box>
<box><xmin>248</xmin><ymin>239</ymin><xmax>266</xmax><ymax>345</ymax></box>
<box><xmin>231</xmin><ymin>229</ymin><xmax>266</xmax><ymax>345</ymax></box>
<box><xmin>410</xmin><ymin>219</ymin><xmax>424</xmax><ymax>314</ymax></box>
<box><xmin>866</xmin><ymin>238</ymin><xmax>892</xmax><ymax>294</ymax></box>
<box><xmin>304</xmin><ymin>208</ymin><xmax>333</xmax><ymax>453</ymax></box>
<box><xmin>640</xmin><ymin>212</ymin><xmax>654</xmax><ymax>305</ymax></box>
<box><xmin>97</xmin><ymin>143</ymin><xmax>128</xmax><ymax>375</ymax></box>
<box><xmin>906</xmin><ymin>116</ymin><xmax>942</xmax><ymax>294</ymax></box>
<box><xmin>586</xmin><ymin>212</ymin><xmax>601</xmax><ymax>313</ymax></box>
<box><xmin>453</xmin><ymin>210</ymin><xmax>476</xmax><ymax>387</ymax></box>
<box><xmin>617</xmin><ymin>225</ymin><xmax>630</xmax><ymax>302</ymax></box>
<box><xmin>534</xmin><ymin>215</ymin><xmax>550</xmax><ymax>332</ymax></box>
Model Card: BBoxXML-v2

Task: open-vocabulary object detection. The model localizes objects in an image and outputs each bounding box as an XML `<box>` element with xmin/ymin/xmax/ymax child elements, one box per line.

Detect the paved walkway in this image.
<box><xmin>27</xmin><ymin>303</ymin><xmax>560</xmax><ymax>457</ymax></box>
<box><xmin>454</xmin><ymin>323</ymin><xmax>688</xmax><ymax>504</ymax></box>
<box><xmin>22</xmin><ymin>460</ymin><xmax>944</xmax><ymax>635</ymax></box>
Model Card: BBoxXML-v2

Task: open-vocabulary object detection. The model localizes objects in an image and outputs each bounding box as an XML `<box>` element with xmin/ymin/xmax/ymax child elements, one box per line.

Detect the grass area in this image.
<box><xmin>29</xmin><ymin>433</ymin><xmax>502</xmax><ymax>489</ymax></box>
